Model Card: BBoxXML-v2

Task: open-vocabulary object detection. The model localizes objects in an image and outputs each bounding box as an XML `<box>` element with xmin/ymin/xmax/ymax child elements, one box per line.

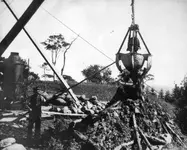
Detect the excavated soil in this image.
<box><xmin>0</xmin><ymin>94</ymin><xmax>186</xmax><ymax>150</ymax></box>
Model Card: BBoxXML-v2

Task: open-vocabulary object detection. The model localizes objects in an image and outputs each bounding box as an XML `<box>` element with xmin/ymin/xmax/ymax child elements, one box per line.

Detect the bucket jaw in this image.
<box><xmin>116</xmin><ymin>52</ymin><xmax>152</xmax><ymax>84</ymax></box>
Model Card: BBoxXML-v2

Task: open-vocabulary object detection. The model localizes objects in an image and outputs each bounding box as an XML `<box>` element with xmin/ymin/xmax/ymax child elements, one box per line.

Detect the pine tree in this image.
<box><xmin>159</xmin><ymin>89</ymin><xmax>164</xmax><ymax>99</ymax></box>
<box><xmin>164</xmin><ymin>90</ymin><xmax>173</xmax><ymax>102</ymax></box>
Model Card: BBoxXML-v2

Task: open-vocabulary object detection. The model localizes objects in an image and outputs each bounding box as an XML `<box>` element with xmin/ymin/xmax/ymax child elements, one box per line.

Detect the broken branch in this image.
<box><xmin>114</xmin><ymin>140</ymin><xmax>134</xmax><ymax>150</ymax></box>
<box><xmin>132</xmin><ymin>113</ymin><xmax>142</xmax><ymax>150</ymax></box>
<box><xmin>138</xmin><ymin>127</ymin><xmax>153</xmax><ymax>150</ymax></box>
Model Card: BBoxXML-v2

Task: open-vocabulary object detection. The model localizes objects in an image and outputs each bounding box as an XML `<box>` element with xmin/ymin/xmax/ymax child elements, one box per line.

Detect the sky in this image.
<box><xmin>0</xmin><ymin>0</ymin><xmax>187</xmax><ymax>90</ymax></box>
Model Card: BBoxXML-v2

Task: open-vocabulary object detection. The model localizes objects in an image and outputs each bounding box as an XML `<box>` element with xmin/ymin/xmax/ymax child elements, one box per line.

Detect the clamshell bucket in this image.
<box><xmin>116</xmin><ymin>53</ymin><xmax>152</xmax><ymax>75</ymax></box>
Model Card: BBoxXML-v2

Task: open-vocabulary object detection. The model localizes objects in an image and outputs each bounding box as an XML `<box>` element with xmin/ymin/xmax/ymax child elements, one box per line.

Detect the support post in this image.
<box><xmin>0</xmin><ymin>0</ymin><xmax>45</xmax><ymax>56</ymax></box>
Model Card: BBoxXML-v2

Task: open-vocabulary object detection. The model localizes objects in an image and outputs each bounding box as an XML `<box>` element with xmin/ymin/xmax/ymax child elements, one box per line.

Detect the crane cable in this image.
<box><xmin>41</xmin><ymin>7</ymin><xmax>114</xmax><ymax>62</ymax></box>
<box><xmin>131</xmin><ymin>0</ymin><xmax>135</xmax><ymax>25</ymax></box>
<box><xmin>0</xmin><ymin>0</ymin><xmax>15</xmax><ymax>17</ymax></box>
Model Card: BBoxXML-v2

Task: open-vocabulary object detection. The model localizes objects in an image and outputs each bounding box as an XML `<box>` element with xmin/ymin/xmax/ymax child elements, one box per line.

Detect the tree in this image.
<box><xmin>151</xmin><ymin>87</ymin><xmax>155</xmax><ymax>93</ymax></box>
<box><xmin>82</xmin><ymin>64</ymin><xmax>113</xmax><ymax>84</ymax></box>
<box><xmin>41</xmin><ymin>34</ymin><xmax>70</xmax><ymax>81</ymax></box>
<box><xmin>159</xmin><ymin>89</ymin><xmax>164</xmax><ymax>99</ymax></box>
<box><xmin>40</xmin><ymin>62</ymin><xmax>50</xmax><ymax>79</ymax></box>
<box><xmin>172</xmin><ymin>84</ymin><xmax>182</xmax><ymax>105</ymax></box>
<box><xmin>181</xmin><ymin>76</ymin><xmax>187</xmax><ymax>106</ymax></box>
<box><xmin>173</xmin><ymin>76</ymin><xmax>187</xmax><ymax>134</ymax></box>
<box><xmin>41</xmin><ymin>34</ymin><xmax>78</xmax><ymax>81</ymax></box>
<box><xmin>101</xmin><ymin>67</ymin><xmax>112</xmax><ymax>83</ymax></box>
<box><xmin>61</xmin><ymin>35</ymin><xmax>79</xmax><ymax>75</ymax></box>
<box><xmin>164</xmin><ymin>90</ymin><xmax>173</xmax><ymax>103</ymax></box>
<box><xmin>171</xmin><ymin>76</ymin><xmax>187</xmax><ymax>107</ymax></box>
<box><xmin>63</xmin><ymin>75</ymin><xmax>77</xmax><ymax>83</ymax></box>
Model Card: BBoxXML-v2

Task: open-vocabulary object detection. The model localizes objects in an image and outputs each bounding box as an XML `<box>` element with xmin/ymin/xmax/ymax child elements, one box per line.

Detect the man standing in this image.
<box><xmin>27</xmin><ymin>87</ymin><xmax>42</xmax><ymax>139</ymax></box>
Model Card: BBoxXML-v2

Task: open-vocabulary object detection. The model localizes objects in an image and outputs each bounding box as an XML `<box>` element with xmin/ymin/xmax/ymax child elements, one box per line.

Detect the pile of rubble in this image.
<box><xmin>43</xmin><ymin>93</ymin><xmax>186</xmax><ymax>150</ymax></box>
<box><xmin>43</xmin><ymin>92</ymin><xmax>105</xmax><ymax>115</ymax></box>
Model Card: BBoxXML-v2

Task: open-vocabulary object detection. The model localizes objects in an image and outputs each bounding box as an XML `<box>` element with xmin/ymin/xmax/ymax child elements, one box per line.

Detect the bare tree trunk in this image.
<box><xmin>51</xmin><ymin>50</ymin><xmax>59</xmax><ymax>81</ymax></box>
<box><xmin>61</xmin><ymin>48</ymin><xmax>68</xmax><ymax>76</ymax></box>
<box><xmin>61</xmin><ymin>35</ymin><xmax>79</xmax><ymax>76</ymax></box>
<box><xmin>51</xmin><ymin>50</ymin><xmax>55</xmax><ymax>81</ymax></box>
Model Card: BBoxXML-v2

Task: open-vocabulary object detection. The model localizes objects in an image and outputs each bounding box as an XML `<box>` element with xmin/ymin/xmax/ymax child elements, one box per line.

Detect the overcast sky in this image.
<box><xmin>0</xmin><ymin>0</ymin><xmax>187</xmax><ymax>89</ymax></box>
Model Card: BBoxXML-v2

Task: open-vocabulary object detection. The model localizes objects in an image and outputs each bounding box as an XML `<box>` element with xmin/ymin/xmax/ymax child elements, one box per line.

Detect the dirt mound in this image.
<box><xmin>41</xmin><ymin>94</ymin><xmax>186</xmax><ymax>150</ymax></box>
<box><xmin>0</xmin><ymin>92</ymin><xmax>185</xmax><ymax>150</ymax></box>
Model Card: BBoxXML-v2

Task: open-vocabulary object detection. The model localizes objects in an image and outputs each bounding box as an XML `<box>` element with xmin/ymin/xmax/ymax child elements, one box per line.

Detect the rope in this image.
<box><xmin>41</xmin><ymin>7</ymin><xmax>114</xmax><ymax>62</ymax></box>
<box><xmin>131</xmin><ymin>0</ymin><xmax>135</xmax><ymax>25</ymax></box>
<box><xmin>0</xmin><ymin>0</ymin><xmax>15</xmax><ymax>17</ymax></box>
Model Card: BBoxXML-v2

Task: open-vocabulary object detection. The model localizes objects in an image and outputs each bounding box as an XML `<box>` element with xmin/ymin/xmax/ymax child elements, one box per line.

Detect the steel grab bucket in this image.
<box><xmin>116</xmin><ymin>53</ymin><xmax>152</xmax><ymax>74</ymax></box>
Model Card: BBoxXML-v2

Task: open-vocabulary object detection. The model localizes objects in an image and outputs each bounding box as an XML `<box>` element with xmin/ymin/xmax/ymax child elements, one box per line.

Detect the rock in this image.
<box><xmin>2</xmin><ymin>143</ymin><xmax>26</xmax><ymax>150</ymax></box>
<box><xmin>78</xmin><ymin>95</ymin><xmax>89</xmax><ymax>102</ymax></box>
<box><xmin>81</xmin><ymin>95</ymin><xmax>86</xmax><ymax>100</ymax></box>
<box><xmin>91</xmin><ymin>96</ymin><xmax>98</xmax><ymax>101</ymax></box>
<box><xmin>134</xmin><ymin>107</ymin><xmax>141</xmax><ymax>114</ymax></box>
<box><xmin>89</xmin><ymin>109</ymin><xmax>95</xmax><ymax>115</ymax></box>
<box><xmin>46</xmin><ymin>97</ymin><xmax>67</xmax><ymax>106</ymax></box>
<box><xmin>61</xmin><ymin>106</ymin><xmax>72</xmax><ymax>113</ymax></box>
<box><xmin>89</xmin><ymin>96</ymin><xmax>98</xmax><ymax>105</ymax></box>
<box><xmin>86</xmin><ymin>101</ymin><xmax>93</xmax><ymax>110</ymax></box>
<box><xmin>55</xmin><ymin>98</ymin><xmax>67</xmax><ymax>105</ymax></box>
<box><xmin>113</xmin><ymin>111</ymin><xmax>119</xmax><ymax>118</ymax></box>
<box><xmin>56</xmin><ymin>107</ymin><xmax>61</xmax><ymax>112</ymax></box>
<box><xmin>0</xmin><ymin>138</ymin><xmax>16</xmax><ymax>148</ymax></box>
<box><xmin>11</xmin><ymin>124</ymin><xmax>23</xmax><ymax>128</ymax></box>
<box><xmin>159</xmin><ymin>133</ymin><xmax>172</xmax><ymax>144</ymax></box>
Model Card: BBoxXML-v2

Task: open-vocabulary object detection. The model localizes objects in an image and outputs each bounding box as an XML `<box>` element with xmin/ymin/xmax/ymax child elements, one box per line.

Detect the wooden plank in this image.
<box><xmin>42</xmin><ymin>111</ymin><xmax>87</xmax><ymax>117</ymax></box>
<box><xmin>0</xmin><ymin>117</ymin><xmax>17</xmax><ymax>122</ymax></box>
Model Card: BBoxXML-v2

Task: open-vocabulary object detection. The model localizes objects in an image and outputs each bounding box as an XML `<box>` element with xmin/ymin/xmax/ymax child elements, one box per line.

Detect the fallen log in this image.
<box><xmin>0</xmin><ymin>113</ymin><xmax>14</xmax><ymax>117</ymax></box>
<box><xmin>165</xmin><ymin>122</ymin><xmax>187</xmax><ymax>148</ymax></box>
<box><xmin>42</xmin><ymin>111</ymin><xmax>87</xmax><ymax>118</ymax></box>
<box><xmin>145</xmin><ymin>135</ymin><xmax>166</xmax><ymax>146</ymax></box>
<box><xmin>114</xmin><ymin>141</ymin><xmax>134</xmax><ymax>150</ymax></box>
<box><xmin>138</xmin><ymin>127</ymin><xmax>153</xmax><ymax>150</ymax></box>
<box><xmin>132</xmin><ymin>113</ymin><xmax>142</xmax><ymax>150</ymax></box>
<box><xmin>160</xmin><ymin>121</ymin><xmax>169</xmax><ymax>134</ymax></box>
<box><xmin>108</xmin><ymin>107</ymin><xmax>121</xmax><ymax>110</ymax></box>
